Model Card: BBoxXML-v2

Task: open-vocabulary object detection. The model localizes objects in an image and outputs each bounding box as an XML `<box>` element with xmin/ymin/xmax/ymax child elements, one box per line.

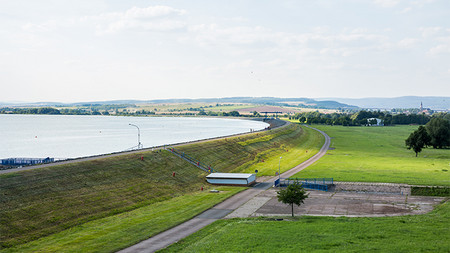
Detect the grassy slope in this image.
<box><xmin>1</xmin><ymin>122</ymin><xmax>323</xmax><ymax>251</ymax></box>
<box><xmin>162</xmin><ymin>201</ymin><xmax>450</xmax><ymax>253</ymax></box>
<box><xmin>0</xmin><ymin>151</ymin><xmax>206</xmax><ymax>248</ymax></box>
<box><xmin>2</xmin><ymin>187</ymin><xmax>243</xmax><ymax>253</ymax></box>
<box><xmin>177</xmin><ymin>123</ymin><xmax>323</xmax><ymax>176</ymax></box>
<box><xmin>294</xmin><ymin>125</ymin><xmax>450</xmax><ymax>186</ymax></box>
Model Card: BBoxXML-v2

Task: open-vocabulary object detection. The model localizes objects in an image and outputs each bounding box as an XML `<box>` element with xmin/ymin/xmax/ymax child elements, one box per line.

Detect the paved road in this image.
<box><xmin>119</xmin><ymin>125</ymin><xmax>331</xmax><ymax>253</ymax></box>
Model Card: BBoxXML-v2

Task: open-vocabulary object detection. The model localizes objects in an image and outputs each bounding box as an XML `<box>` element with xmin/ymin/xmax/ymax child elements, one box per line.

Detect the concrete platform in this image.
<box><xmin>227</xmin><ymin>189</ymin><xmax>444</xmax><ymax>218</ymax></box>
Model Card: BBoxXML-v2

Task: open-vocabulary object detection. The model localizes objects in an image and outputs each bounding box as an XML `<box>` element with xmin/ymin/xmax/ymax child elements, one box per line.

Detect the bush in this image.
<box><xmin>411</xmin><ymin>186</ymin><xmax>450</xmax><ymax>197</ymax></box>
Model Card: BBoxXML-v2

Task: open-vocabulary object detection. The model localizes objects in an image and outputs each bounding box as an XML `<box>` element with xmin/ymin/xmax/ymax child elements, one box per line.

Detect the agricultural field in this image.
<box><xmin>163</xmin><ymin>201</ymin><xmax>450</xmax><ymax>252</ymax></box>
<box><xmin>294</xmin><ymin>125</ymin><xmax>450</xmax><ymax>186</ymax></box>
<box><xmin>135</xmin><ymin>103</ymin><xmax>255</xmax><ymax>114</ymax></box>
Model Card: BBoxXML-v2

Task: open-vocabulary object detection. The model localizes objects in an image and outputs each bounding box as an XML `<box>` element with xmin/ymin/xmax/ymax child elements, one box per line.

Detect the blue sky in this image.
<box><xmin>1</xmin><ymin>0</ymin><xmax>449</xmax><ymax>102</ymax></box>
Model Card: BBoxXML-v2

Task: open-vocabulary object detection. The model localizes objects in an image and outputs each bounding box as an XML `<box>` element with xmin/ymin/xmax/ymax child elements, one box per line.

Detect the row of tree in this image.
<box><xmin>0</xmin><ymin>107</ymin><xmax>106</xmax><ymax>115</ymax></box>
<box><xmin>405</xmin><ymin>117</ymin><xmax>450</xmax><ymax>156</ymax></box>
<box><xmin>289</xmin><ymin>110</ymin><xmax>435</xmax><ymax>126</ymax></box>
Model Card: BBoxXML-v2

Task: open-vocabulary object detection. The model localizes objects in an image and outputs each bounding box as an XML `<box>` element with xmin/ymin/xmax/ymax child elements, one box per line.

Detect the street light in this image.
<box><xmin>278</xmin><ymin>156</ymin><xmax>282</xmax><ymax>180</ymax></box>
<box><xmin>129</xmin><ymin>123</ymin><xmax>143</xmax><ymax>149</ymax></box>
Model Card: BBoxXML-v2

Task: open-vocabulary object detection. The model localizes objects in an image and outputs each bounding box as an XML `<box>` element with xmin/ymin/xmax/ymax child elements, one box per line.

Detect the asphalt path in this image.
<box><xmin>119</xmin><ymin>125</ymin><xmax>331</xmax><ymax>253</ymax></box>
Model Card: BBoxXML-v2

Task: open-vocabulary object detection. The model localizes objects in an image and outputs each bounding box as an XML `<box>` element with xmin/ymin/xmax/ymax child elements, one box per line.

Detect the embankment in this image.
<box><xmin>0</xmin><ymin>121</ymin><xmax>322</xmax><ymax>250</ymax></box>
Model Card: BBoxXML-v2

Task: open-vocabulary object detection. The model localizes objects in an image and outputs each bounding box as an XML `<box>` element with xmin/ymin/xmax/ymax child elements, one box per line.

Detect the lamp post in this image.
<box><xmin>129</xmin><ymin>124</ymin><xmax>143</xmax><ymax>149</ymax></box>
<box><xmin>278</xmin><ymin>156</ymin><xmax>282</xmax><ymax>180</ymax></box>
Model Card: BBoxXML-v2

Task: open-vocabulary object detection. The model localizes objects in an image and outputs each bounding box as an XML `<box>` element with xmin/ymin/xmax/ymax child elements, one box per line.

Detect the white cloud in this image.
<box><xmin>374</xmin><ymin>0</ymin><xmax>435</xmax><ymax>10</ymax></box>
<box><xmin>124</xmin><ymin>6</ymin><xmax>186</xmax><ymax>19</ymax></box>
<box><xmin>398</xmin><ymin>38</ymin><xmax>418</xmax><ymax>48</ymax></box>
<box><xmin>399</xmin><ymin>7</ymin><xmax>412</xmax><ymax>13</ymax></box>
<box><xmin>429</xmin><ymin>43</ymin><xmax>450</xmax><ymax>55</ymax></box>
<box><xmin>20</xmin><ymin>5</ymin><xmax>188</xmax><ymax>35</ymax></box>
<box><xmin>82</xmin><ymin>5</ymin><xmax>187</xmax><ymax>34</ymax></box>
<box><xmin>420</xmin><ymin>27</ymin><xmax>442</xmax><ymax>37</ymax></box>
<box><xmin>412</xmin><ymin>0</ymin><xmax>436</xmax><ymax>7</ymax></box>
<box><xmin>373</xmin><ymin>0</ymin><xmax>402</xmax><ymax>8</ymax></box>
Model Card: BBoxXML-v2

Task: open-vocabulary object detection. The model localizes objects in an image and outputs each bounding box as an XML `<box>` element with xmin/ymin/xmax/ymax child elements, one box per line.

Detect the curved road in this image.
<box><xmin>119</xmin><ymin>125</ymin><xmax>331</xmax><ymax>253</ymax></box>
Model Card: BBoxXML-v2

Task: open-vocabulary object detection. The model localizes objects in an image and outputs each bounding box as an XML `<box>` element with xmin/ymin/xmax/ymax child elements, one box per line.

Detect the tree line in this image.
<box><xmin>405</xmin><ymin>116</ymin><xmax>450</xmax><ymax>156</ymax></box>
<box><xmin>289</xmin><ymin>110</ymin><xmax>433</xmax><ymax>126</ymax></box>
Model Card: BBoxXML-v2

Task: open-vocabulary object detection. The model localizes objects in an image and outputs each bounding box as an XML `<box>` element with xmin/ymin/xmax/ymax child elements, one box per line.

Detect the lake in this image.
<box><xmin>0</xmin><ymin>115</ymin><xmax>268</xmax><ymax>159</ymax></box>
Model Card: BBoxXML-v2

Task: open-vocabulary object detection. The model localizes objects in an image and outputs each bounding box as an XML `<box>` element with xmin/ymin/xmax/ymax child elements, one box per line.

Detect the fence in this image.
<box><xmin>1</xmin><ymin>157</ymin><xmax>55</xmax><ymax>166</ymax></box>
<box><xmin>167</xmin><ymin>147</ymin><xmax>217</xmax><ymax>173</ymax></box>
<box><xmin>275</xmin><ymin>178</ymin><xmax>334</xmax><ymax>192</ymax></box>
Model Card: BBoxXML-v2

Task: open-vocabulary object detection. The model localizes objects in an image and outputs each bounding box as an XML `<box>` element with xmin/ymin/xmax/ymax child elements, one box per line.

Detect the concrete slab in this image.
<box><xmin>239</xmin><ymin>189</ymin><xmax>445</xmax><ymax>218</ymax></box>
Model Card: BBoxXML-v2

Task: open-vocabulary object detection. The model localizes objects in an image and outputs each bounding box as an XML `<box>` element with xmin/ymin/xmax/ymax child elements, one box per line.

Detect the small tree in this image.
<box><xmin>277</xmin><ymin>183</ymin><xmax>308</xmax><ymax>217</ymax></box>
<box><xmin>405</xmin><ymin>126</ymin><xmax>430</xmax><ymax>157</ymax></box>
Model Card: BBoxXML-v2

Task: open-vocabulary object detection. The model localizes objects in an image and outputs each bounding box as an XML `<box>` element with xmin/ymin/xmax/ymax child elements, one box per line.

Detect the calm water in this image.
<box><xmin>0</xmin><ymin>115</ymin><xmax>268</xmax><ymax>159</ymax></box>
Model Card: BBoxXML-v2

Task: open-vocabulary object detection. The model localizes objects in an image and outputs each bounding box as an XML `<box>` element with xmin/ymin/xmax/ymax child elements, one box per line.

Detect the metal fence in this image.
<box><xmin>167</xmin><ymin>147</ymin><xmax>217</xmax><ymax>173</ymax></box>
<box><xmin>1</xmin><ymin>157</ymin><xmax>54</xmax><ymax>166</ymax></box>
<box><xmin>275</xmin><ymin>178</ymin><xmax>334</xmax><ymax>192</ymax></box>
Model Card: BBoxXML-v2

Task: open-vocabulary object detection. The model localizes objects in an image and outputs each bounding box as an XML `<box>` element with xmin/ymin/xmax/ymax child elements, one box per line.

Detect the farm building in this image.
<box><xmin>206</xmin><ymin>173</ymin><xmax>256</xmax><ymax>186</ymax></box>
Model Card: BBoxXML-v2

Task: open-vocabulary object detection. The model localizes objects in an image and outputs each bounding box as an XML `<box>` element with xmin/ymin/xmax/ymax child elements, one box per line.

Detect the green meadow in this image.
<box><xmin>161</xmin><ymin>123</ymin><xmax>449</xmax><ymax>253</ymax></box>
<box><xmin>294</xmin><ymin>125</ymin><xmax>450</xmax><ymax>186</ymax></box>
<box><xmin>162</xmin><ymin>201</ymin><xmax>450</xmax><ymax>253</ymax></box>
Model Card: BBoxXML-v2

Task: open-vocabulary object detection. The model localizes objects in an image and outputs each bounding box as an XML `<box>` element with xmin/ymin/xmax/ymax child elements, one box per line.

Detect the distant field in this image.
<box><xmin>294</xmin><ymin>125</ymin><xmax>450</xmax><ymax>186</ymax></box>
<box><xmin>136</xmin><ymin>103</ymin><xmax>217</xmax><ymax>112</ymax></box>
<box><xmin>207</xmin><ymin>104</ymin><xmax>256</xmax><ymax>112</ymax></box>
<box><xmin>162</xmin><ymin>201</ymin><xmax>450</xmax><ymax>252</ymax></box>
<box><xmin>135</xmin><ymin>103</ymin><xmax>336</xmax><ymax>115</ymax></box>
<box><xmin>136</xmin><ymin>103</ymin><xmax>255</xmax><ymax>114</ymax></box>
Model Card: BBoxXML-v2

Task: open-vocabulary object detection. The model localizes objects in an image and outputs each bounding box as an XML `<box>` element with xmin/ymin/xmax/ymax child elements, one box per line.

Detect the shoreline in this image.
<box><xmin>0</xmin><ymin>118</ymin><xmax>287</xmax><ymax>174</ymax></box>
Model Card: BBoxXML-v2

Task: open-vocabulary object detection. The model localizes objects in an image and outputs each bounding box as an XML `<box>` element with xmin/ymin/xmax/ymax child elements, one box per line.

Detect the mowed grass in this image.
<box><xmin>2</xmin><ymin>186</ymin><xmax>243</xmax><ymax>253</ymax></box>
<box><xmin>0</xmin><ymin>150</ymin><xmax>207</xmax><ymax>248</ymax></box>
<box><xmin>177</xmin><ymin>123</ymin><xmax>324</xmax><ymax>176</ymax></box>
<box><xmin>294</xmin><ymin>125</ymin><xmax>450</xmax><ymax>186</ymax></box>
<box><xmin>162</xmin><ymin>201</ymin><xmax>450</xmax><ymax>253</ymax></box>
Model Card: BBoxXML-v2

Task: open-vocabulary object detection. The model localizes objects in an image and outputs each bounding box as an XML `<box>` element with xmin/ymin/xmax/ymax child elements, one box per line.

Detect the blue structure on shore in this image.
<box><xmin>1</xmin><ymin>157</ymin><xmax>54</xmax><ymax>166</ymax></box>
<box><xmin>274</xmin><ymin>178</ymin><xmax>334</xmax><ymax>192</ymax></box>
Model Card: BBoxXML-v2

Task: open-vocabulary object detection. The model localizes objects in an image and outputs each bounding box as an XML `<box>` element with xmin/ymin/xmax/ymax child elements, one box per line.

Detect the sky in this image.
<box><xmin>1</xmin><ymin>0</ymin><xmax>450</xmax><ymax>103</ymax></box>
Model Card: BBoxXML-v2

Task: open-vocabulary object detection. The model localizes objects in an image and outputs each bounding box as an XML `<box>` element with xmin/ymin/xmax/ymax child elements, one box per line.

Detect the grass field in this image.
<box><xmin>177</xmin><ymin>123</ymin><xmax>324</xmax><ymax>176</ymax></box>
<box><xmin>1</xmin><ymin>121</ymin><xmax>323</xmax><ymax>251</ymax></box>
<box><xmin>293</xmin><ymin>125</ymin><xmax>450</xmax><ymax>186</ymax></box>
<box><xmin>162</xmin><ymin>201</ymin><xmax>450</xmax><ymax>252</ymax></box>
<box><xmin>0</xmin><ymin>150</ymin><xmax>207</xmax><ymax>248</ymax></box>
<box><xmin>2</xmin><ymin>186</ymin><xmax>243</xmax><ymax>253</ymax></box>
